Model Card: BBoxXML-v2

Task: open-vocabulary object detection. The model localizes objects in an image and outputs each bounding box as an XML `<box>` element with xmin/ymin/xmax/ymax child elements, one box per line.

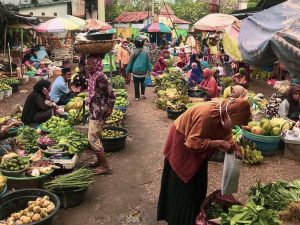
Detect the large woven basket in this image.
<box><xmin>75</xmin><ymin>40</ymin><xmax>115</xmax><ymax>54</ymax></box>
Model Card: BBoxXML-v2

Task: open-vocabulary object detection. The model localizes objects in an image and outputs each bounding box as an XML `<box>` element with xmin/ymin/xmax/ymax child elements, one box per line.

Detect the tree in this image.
<box><xmin>247</xmin><ymin>0</ymin><xmax>260</xmax><ymax>8</ymax></box>
<box><xmin>219</xmin><ymin>0</ymin><xmax>238</xmax><ymax>14</ymax></box>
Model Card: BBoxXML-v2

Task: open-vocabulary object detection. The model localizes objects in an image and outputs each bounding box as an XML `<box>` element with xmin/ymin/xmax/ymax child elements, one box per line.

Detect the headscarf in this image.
<box><xmin>188</xmin><ymin>54</ymin><xmax>201</xmax><ymax>70</ymax></box>
<box><xmin>33</xmin><ymin>80</ymin><xmax>51</xmax><ymax>94</ymax></box>
<box><xmin>231</xmin><ymin>85</ymin><xmax>249</xmax><ymax>99</ymax></box>
<box><xmin>287</xmin><ymin>85</ymin><xmax>300</xmax><ymax>117</ymax></box>
<box><xmin>153</xmin><ymin>56</ymin><xmax>167</xmax><ymax>74</ymax></box>
<box><xmin>202</xmin><ymin>68</ymin><xmax>212</xmax><ymax>79</ymax></box>
<box><xmin>189</xmin><ymin>67</ymin><xmax>203</xmax><ymax>84</ymax></box>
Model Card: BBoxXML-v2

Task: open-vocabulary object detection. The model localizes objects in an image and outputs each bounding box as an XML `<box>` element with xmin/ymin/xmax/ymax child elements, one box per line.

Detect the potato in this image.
<box><xmin>32</xmin><ymin>214</ymin><xmax>41</xmax><ymax>222</ymax></box>
<box><xmin>15</xmin><ymin>220</ymin><xmax>22</xmax><ymax>225</ymax></box>
<box><xmin>46</xmin><ymin>204</ymin><xmax>55</xmax><ymax>213</ymax></box>
<box><xmin>33</xmin><ymin>206</ymin><xmax>41</xmax><ymax>213</ymax></box>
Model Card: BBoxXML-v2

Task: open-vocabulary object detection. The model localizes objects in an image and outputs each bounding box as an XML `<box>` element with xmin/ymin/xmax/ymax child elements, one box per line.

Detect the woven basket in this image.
<box><xmin>75</xmin><ymin>40</ymin><xmax>115</xmax><ymax>54</ymax></box>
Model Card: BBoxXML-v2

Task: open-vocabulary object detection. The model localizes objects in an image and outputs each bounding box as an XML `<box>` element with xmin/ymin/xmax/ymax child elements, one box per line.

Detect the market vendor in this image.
<box><xmin>278</xmin><ymin>85</ymin><xmax>300</xmax><ymax>121</ymax></box>
<box><xmin>85</xmin><ymin>54</ymin><xmax>115</xmax><ymax>175</ymax></box>
<box><xmin>21</xmin><ymin>80</ymin><xmax>54</xmax><ymax>125</ymax></box>
<box><xmin>188</xmin><ymin>64</ymin><xmax>203</xmax><ymax>88</ymax></box>
<box><xmin>153</xmin><ymin>56</ymin><xmax>167</xmax><ymax>75</ymax></box>
<box><xmin>223</xmin><ymin>85</ymin><xmax>249</xmax><ymax>100</ymax></box>
<box><xmin>23</xmin><ymin>48</ymin><xmax>40</xmax><ymax>70</ymax></box>
<box><xmin>36</xmin><ymin>45</ymin><xmax>49</xmax><ymax>61</ymax></box>
<box><xmin>49</xmin><ymin>67</ymin><xmax>76</xmax><ymax>105</ymax></box>
<box><xmin>198</xmin><ymin>68</ymin><xmax>218</xmax><ymax>99</ymax></box>
<box><xmin>117</xmin><ymin>40</ymin><xmax>131</xmax><ymax>84</ymax></box>
<box><xmin>232</xmin><ymin>68</ymin><xmax>248</xmax><ymax>88</ymax></box>
<box><xmin>157</xmin><ymin>98</ymin><xmax>251</xmax><ymax>225</ymax></box>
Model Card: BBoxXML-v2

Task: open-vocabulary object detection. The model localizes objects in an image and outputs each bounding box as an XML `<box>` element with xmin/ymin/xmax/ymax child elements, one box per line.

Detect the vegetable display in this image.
<box><xmin>0</xmin><ymin>82</ymin><xmax>12</xmax><ymax>91</ymax></box>
<box><xmin>105</xmin><ymin>109</ymin><xmax>124</xmax><ymax>127</ymax></box>
<box><xmin>44</xmin><ymin>168</ymin><xmax>94</xmax><ymax>191</ymax></box>
<box><xmin>1</xmin><ymin>195</ymin><xmax>56</xmax><ymax>225</ymax></box>
<box><xmin>155</xmin><ymin>88</ymin><xmax>190</xmax><ymax>111</ymax></box>
<box><xmin>206</xmin><ymin>202</ymin><xmax>225</xmax><ymax>220</ymax></box>
<box><xmin>101</xmin><ymin>129</ymin><xmax>125</xmax><ymax>138</ymax></box>
<box><xmin>40</xmin><ymin>116</ymin><xmax>70</xmax><ymax>132</ymax></box>
<box><xmin>1</xmin><ymin>77</ymin><xmax>20</xmax><ymax>85</ymax></box>
<box><xmin>153</xmin><ymin>71</ymin><xmax>184</xmax><ymax>92</ymax></box>
<box><xmin>248</xmin><ymin>180</ymin><xmax>300</xmax><ymax>211</ymax></box>
<box><xmin>114</xmin><ymin>96</ymin><xmax>129</xmax><ymax>107</ymax></box>
<box><xmin>112</xmin><ymin>75</ymin><xmax>126</xmax><ymax>89</ymax></box>
<box><xmin>220</xmin><ymin>200</ymin><xmax>282</xmax><ymax>225</ymax></box>
<box><xmin>114</xmin><ymin>89</ymin><xmax>128</xmax><ymax>99</ymax></box>
<box><xmin>16</xmin><ymin>126</ymin><xmax>39</xmax><ymax>153</ymax></box>
<box><xmin>0</xmin><ymin>175</ymin><xmax>7</xmax><ymax>193</ymax></box>
<box><xmin>0</xmin><ymin>156</ymin><xmax>28</xmax><ymax>171</ymax></box>
<box><xmin>48</xmin><ymin>127</ymin><xmax>89</xmax><ymax>154</ymax></box>
<box><xmin>278</xmin><ymin>201</ymin><xmax>300</xmax><ymax>222</ymax></box>
<box><xmin>64</xmin><ymin>93</ymin><xmax>87</xmax><ymax>112</ymax></box>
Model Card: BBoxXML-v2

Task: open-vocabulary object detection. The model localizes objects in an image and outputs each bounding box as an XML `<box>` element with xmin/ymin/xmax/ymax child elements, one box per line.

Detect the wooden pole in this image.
<box><xmin>8</xmin><ymin>43</ymin><xmax>12</xmax><ymax>77</ymax></box>
<box><xmin>3</xmin><ymin>22</ymin><xmax>7</xmax><ymax>54</ymax></box>
<box><xmin>98</xmin><ymin>0</ymin><xmax>105</xmax><ymax>21</ymax></box>
<box><xmin>109</xmin><ymin>52</ymin><xmax>113</xmax><ymax>80</ymax></box>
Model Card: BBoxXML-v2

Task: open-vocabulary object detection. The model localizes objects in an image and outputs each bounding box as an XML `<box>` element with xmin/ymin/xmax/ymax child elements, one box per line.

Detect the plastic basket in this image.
<box><xmin>166</xmin><ymin>109</ymin><xmax>186</xmax><ymax>120</ymax></box>
<box><xmin>114</xmin><ymin>104</ymin><xmax>129</xmax><ymax>113</ymax></box>
<box><xmin>52</xmin><ymin>188</ymin><xmax>88</xmax><ymax>208</ymax></box>
<box><xmin>3</xmin><ymin>89</ymin><xmax>12</xmax><ymax>98</ymax></box>
<box><xmin>101</xmin><ymin>127</ymin><xmax>128</xmax><ymax>152</ymax></box>
<box><xmin>242</xmin><ymin>129</ymin><xmax>281</xmax><ymax>156</ymax></box>
<box><xmin>6</xmin><ymin>172</ymin><xmax>52</xmax><ymax>190</ymax></box>
<box><xmin>52</xmin><ymin>154</ymin><xmax>79</xmax><ymax>169</ymax></box>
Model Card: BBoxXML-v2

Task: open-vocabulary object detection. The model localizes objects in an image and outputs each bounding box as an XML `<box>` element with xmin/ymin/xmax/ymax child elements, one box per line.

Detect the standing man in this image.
<box><xmin>117</xmin><ymin>40</ymin><xmax>131</xmax><ymax>84</ymax></box>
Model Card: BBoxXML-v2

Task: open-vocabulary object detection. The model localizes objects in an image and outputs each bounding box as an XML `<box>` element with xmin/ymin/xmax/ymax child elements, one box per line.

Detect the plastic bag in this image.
<box><xmin>143</xmin><ymin>76</ymin><xmax>153</xmax><ymax>87</ymax></box>
<box><xmin>221</xmin><ymin>153</ymin><xmax>242</xmax><ymax>195</ymax></box>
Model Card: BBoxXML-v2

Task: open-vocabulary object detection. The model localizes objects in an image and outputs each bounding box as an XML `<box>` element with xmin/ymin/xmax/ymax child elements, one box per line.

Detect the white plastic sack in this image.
<box><xmin>221</xmin><ymin>153</ymin><xmax>242</xmax><ymax>195</ymax></box>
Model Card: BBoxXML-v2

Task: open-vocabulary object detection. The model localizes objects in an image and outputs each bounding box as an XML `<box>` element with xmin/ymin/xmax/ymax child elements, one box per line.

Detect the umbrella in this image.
<box><xmin>223</xmin><ymin>22</ymin><xmax>243</xmax><ymax>61</ymax></box>
<box><xmin>36</xmin><ymin>17</ymin><xmax>84</xmax><ymax>33</ymax></box>
<box><xmin>85</xmin><ymin>19</ymin><xmax>112</xmax><ymax>30</ymax></box>
<box><xmin>63</xmin><ymin>15</ymin><xmax>86</xmax><ymax>27</ymax></box>
<box><xmin>142</xmin><ymin>23</ymin><xmax>171</xmax><ymax>33</ymax></box>
<box><xmin>194</xmin><ymin>14</ymin><xmax>239</xmax><ymax>32</ymax></box>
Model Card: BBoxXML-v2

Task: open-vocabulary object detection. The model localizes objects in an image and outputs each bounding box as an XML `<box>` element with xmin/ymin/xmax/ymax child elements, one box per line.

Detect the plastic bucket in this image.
<box><xmin>101</xmin><ymin>127</ymin><xmax>128</xmax><ymax>152</ymax></box>
<box><xmin>52</xmin><ymin>188</ymin><xmax>88</xmax><ymax>208</ymax></box>
<box><xmin>10</xmin><ymin>83</ymin><xmax>20</xmax><ymax>93</ymax></box>
<box><xmin>242</xmin><ymin>129</ymin><xmax>281</xmax><ymax>156</ymax></box>
<box><xmin>3</xmin><ymin>89</ymin><xmax>12</xmax><ymax>98</ymax></box>
<box><xmin>0</xmin><ymin>189</ymin><xmax>60</xmax><ymax>225</ymax></box>
<box><xmin>166</xmin><ymin>109</ymin><xmax>186</xmax><ymax>120</ymax></box>
<box><xmin>114</xmin><ymin>104</ymin><xmax>129</xmax><ymax>113</ymax></box>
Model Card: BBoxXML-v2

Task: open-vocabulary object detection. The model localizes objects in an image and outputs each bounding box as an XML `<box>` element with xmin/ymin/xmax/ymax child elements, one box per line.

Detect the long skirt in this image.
<box><xmin>157</xmin><ymin>159</ymin><xmax>208</xmax><ymax>225</ymax></box>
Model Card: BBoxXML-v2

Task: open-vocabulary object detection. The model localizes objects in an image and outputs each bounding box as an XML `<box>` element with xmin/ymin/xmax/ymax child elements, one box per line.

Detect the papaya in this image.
<box><xmin>251</xmin><ymin>126</ymin><xmax>265</xmax><ymax>135</ymax></box>
<box><xmin>259</xmin><ymin>118</ymin><xmax>272</xmax><ymax>135</ymax></box>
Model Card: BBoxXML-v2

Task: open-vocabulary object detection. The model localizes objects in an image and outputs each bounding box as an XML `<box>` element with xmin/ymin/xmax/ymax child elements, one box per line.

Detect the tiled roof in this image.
<box><xmin>159</xmin><ymin>5</ymin><xmax>190</xmax><ymax>24</ymax></box>
<box><xmin>113</xmin><ymin>11</ymin><xmax>154</xmax><ymax>23</ymax></box>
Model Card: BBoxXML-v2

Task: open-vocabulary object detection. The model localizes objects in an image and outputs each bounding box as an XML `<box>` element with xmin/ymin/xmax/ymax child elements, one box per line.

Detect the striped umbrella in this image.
<box><xmin>63</xmin><ymin>15</ymin><xmax>86</xmax><ymax>27</ymax></box>
<box><xmin>86</xmin><ymin>19</ymin><xmax>112</xmax><ymax>30</ymax></box>
<box><xmin>36</xmin><ymin>17</ymin><xmax>84</xmax><ymax>33</ymax></box>
<box><xmin>142</xmin><ymin>23</ymin><xmax>171</xmax><ymax>33</ymax></box>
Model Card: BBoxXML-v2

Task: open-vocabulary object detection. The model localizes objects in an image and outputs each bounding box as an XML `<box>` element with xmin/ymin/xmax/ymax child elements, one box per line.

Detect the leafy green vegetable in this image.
<box><xmin>112</xmin><ymin>75</ymin><xmax>126</xmax><ymax>89</ymax></box>
<box><xmin>16</xmin><ymin>126</ymin><xmax>38</xmax><ymax>152</ymax></box>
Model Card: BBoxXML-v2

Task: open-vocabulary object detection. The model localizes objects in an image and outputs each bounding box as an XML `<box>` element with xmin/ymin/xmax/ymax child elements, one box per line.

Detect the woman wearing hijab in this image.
<box><xmin>278</xmin><ymin>85</ymin><xmax>300</xmax><ymax>121</ymax></box>
<box><xmin>198</xmin><ymin>68</ymin><xmax>218</xmax><ymax>98</ymax></box>
<box><xmin>232</xmin><ymin>68</ymin><xmax>249</xmax><ymax>88</ymax></box>
<box><xmin>184</xmin><ymin>54</ymin><xmax>201</xmax><ymax>71</ymax></box>
<box><xmin>21</xmin><ymin>80</ymin><xmax>54</xmax><ymax>125</ymax></box>
<box><xmin>157</xmin><ymin>99</ymin><xmax>251</xmax><ymax>225</ymax></box>
<box><xmin>153</xmin><ymin>56</ymin><xmax>167</xmax><ymax>75</ymax></box>
<box><xmin>223</xmin><ymin>85</ymin><xmax>249</xmax><ymax>100</ymax></box>
<box><xmin>189</xmin><ymin>66</ymin><xmax>203</xmax><ymax>86</ymax></box>
<box><xmin>86</xmin><ymin>54</ymin><xmax>115</xmax><ymax>174</ymax></box>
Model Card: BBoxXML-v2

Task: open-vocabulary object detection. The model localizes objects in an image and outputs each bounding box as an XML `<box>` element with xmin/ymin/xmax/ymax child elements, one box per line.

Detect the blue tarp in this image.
<box><xmin>238</xmin><ymin>0</ymin><xmax>300</xmax><ymax>78</ymax></box>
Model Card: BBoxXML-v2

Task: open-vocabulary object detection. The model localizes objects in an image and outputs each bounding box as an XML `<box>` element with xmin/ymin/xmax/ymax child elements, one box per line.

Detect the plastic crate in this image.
<box><xmin>52</xmin><ymin>154</ymin><xmax>79</xmax><ymax>169</ymax></box>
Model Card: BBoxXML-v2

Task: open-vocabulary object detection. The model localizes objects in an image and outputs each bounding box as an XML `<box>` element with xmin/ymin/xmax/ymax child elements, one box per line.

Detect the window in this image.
<box><xmin>30</xmin><ymin>12</ymin><xmax>33</xmax><ymax>16</ymax></box>
<box><xmin>54</xmin><ymin>13</ymin><xmax>57</xmax><ymax>16</ymax></box>
<box><xmin>41</xmin><ymin>12</ymin><xmax>45</xmax><ymax>16</ymax></box>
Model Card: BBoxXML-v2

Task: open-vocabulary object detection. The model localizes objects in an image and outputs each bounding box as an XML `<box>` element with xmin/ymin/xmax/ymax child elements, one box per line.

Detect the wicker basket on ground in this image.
<box><xmin>75</xmin><ymin>40</ymin><xmax>115</xmax><ymax>54</ymax></box>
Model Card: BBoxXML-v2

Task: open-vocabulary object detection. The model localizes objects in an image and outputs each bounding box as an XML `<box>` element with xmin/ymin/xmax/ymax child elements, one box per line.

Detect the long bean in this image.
<box><xmin>44</xmin><ymin>168</ymin><xmax>95</xmax><ymax>191</ymax></box>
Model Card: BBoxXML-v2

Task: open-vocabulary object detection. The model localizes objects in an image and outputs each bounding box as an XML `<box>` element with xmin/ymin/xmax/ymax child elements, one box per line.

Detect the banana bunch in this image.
<box><xmin>232</xmin><ymin>128</ymin><xmax>242</xmax><ymax>144</ymax></box>
<box><xmin>241</xmin><ymin>144</ymin><xmax>264</xmax><ymax>165</ymax></box>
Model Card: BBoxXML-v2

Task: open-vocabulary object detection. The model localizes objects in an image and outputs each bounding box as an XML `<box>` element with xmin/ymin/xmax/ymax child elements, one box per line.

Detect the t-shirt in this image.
<box><xmin>49</xmin><ymin>76</ymin><xmax>69</xmax><ymax>103</ymax></box>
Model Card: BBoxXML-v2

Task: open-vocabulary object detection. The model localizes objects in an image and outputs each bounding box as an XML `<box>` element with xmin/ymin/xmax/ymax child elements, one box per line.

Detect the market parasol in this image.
<box><xmin>36</xmin><ymin>17</ymin><xmax>85</xmax><ymax>33</ymax></box>
<box><xmin>193</xmin><ymin>14</ymin><xmax>239</xmax><ymax>32</ymax></box>
<box><xmin>223</xmin><ymin>22</ymin><xmax>243</xmax><ymax>61</ymax></box>
<box><xmin>85</xmin><ymin>19</ymin><xmax>113</xmax><ymax>30</ymax></box>
<box><xmin>63</xmin><ymin>15</ymin><xmax>86</xmax><ymax>27</ymax></box>
<box><xmin>238</xmin><ymin>0</ymin><xmax>300</xmax><ymax>77</ymax></box>
<box><xmin>141</xmin><ymin>23</ymin><xmax>171</xmax><ymax>33</ymax></box>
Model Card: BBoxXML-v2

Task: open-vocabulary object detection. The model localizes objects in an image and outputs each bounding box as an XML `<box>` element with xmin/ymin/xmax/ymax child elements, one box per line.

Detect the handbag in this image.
<box><xmin>143</xmin><ymin>76</ymin><xmax>153</xmax><ymax>87</ymax></box>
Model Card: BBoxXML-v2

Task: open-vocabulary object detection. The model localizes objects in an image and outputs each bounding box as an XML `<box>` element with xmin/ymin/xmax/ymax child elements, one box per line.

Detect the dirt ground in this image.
<box><xmin>1</xmin><ymin>78</ymin><xmax>300</xmax><ymax>225</ymax></box>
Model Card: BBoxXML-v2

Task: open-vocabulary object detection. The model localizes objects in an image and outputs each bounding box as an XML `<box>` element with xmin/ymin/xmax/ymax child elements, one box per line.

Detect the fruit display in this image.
<box><xmin>153</xmin><ymin>71</ymin><xmax>184</xmax><ymax>92</ymax></box>
<box><xmin>0</xmin><ymin>156</ymin><xmax>28</xmax><ymax>172</ymax></box>
<box><xmin>112</xmin><ymin>75</ymin><xmax>126</xmax><ymax>89</ymax></box>
<box><xmin>0</xmin><ymin>175</ymin><xmax>7</xmax><ymax>193</ymax></box>
<box><xmin>0</xmin><ymin>82</ymin><xmax>12</xmax><ymax>91</ymax></box>
<box><xmin>1</xmin><ymin>77</ymin><xmax>20</xmax><ymax>85</ymax></box>
<box><xmin>155</xmin><ymin>88</ymin><xmax>190</xmax><ymax>111</ymax></box>
<box><xmin>101</xmin><ymin>129</ymin><xmax>125</xmax><ymax>138</ymax></box>
<box><xmin>114</xmin><ymin>89</ymin><xmax>128</xmax><ymax>99</ymax></box>
<box><xmin>252</xmin><ymin>67</ymin><xmax>273</xmax><ymax>80</ymax></box>
<box><xmin>64</xmin><ymin>93</ymin><xmax>87</xmax><ymax>112</ymax></box>
<box><xmin>0</xmin><ymin>195</ymin><xmax>56</xmax><ymax>225</ymax></box>
<box><xmin>240</xmin><ymin>143</ymin><xmax>264</xmax><ymax>165</ymax></box>
<box><xmin>105</xmin><ymin>109</ymin><xmax>124</xmax><ymax>126</ymax></box>
<box><xmin>48</xmin><ymin>127</ymin><xmax>89</xmax><ymax>154</ymax></box>
<box><xmin>40</xmin><ymin>116</ymin><xmax>70</xmax><ymax>132</ymax></box>
<box><xmin>16</xmin><ymin>126</ymin><xmax>39</xmax><ymax>153</ymax></box>
<box><xmin>220</xmin><ymin>76</ymin><xmax>234</xmax><ymax>88</ymax></box>
<box><xmin>114</xmin><ymin>96</ymin><xmax>129</xmax><ymax>107</ymax></box>
<box><xmin>67</xmin><ymin>108</ymin><xmax>85</xmax><ymax>126</ymax></box>
<box><xmin>243</xmin><ymin>118</ymin><xmax>291</xmax><ymax>136</ymax></box>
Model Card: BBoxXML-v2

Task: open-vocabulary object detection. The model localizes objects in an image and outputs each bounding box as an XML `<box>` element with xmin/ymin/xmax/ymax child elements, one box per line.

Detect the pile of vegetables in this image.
<box><xmin>1</xmin><ymin>77</ymin><xmax>20</xmax><ymax>85</ymax></box>
<box><xmin>153</xmin><ymin>71</ymin><xmax>185</xmax><ymax>92</ymax></box>
<box><xmin>0</xmin><ymin>156</ymin><xmax>28</xmax><ymax>171</ymax></box>
<box><xmin>64</xmin><ymin>93</ymin><xmax>87</xmax><ymax>112</ymax></box>
<box><xmin>48</xmin><ymin>127</ymin><xmax>89</xmax><ymax>154</ymax></box>
<box><xmin>67</xmin><ymin>108</ymin><xmax>85</xmax><ymax>126</ymax></box>
<box><xmin>114</xmin><ymin>96</ymin><xmax>129</xmax><ymax>107</ymax></box>
<box><xmin>101</xmin><ymin>129</ymin><xmax>125</xmax><ymax>138</ymax></box>
<box><xmin>240</xmin><ymin>143</ymin><xmax>264</xmax><ymax>165</ymax></box>
<box><xmin>155</xmin><ymin>88</ymin><xmax>190</xmax><ymax>111</ymax></box>
<box><xmin>249</xmin><ymin>180</ymin><xmax>300</xmax><ymax>211</ymax></box>
<box><xmin>40</xmin><ymin>116</ymin><xmax>70</xmax><ymax>132</ymax></box>
<box><xmin>220</xmin><ymin>77</ymin><xmax>234</xmax><ymax>88</ymax></box>
<box><xmin>44</xmin><ymin>167</ymin><xmax>94</xmax><ymax>191</ymax></box>
<box><xmin>220</xmin><ymin>201</ymin><xmax>282</xmax><ymax>225</ymax></box>
<box><xmin>206</xmin><ymin>202</ymin><xmax>226</xmax><ymax>220</ymax></box>
<box><xmin>16</xmin><ymin>126</ymin><xmax>39</xmax><ymax>153</ymax></box>
<box><xmin>105</xmin><ymin>109</ymin><xmax>124</xmax><ymax>127</ymax></box>
<box><xmin>112</xmin><ymin>75</ymin><xmax>126</xmax><ymax>89</ymax></box>
<box><xmin>1</xmin><ymin>195</ymin><xmax>56</xmax><ymax>225</ymax></box>
<box><xmin>114</xmin><ymin>89</ymin><xmax>128</xmax><ymax>99</ymax></box>
<box><xmin>252</xmin><ymin>67</ymin><xmax>273</xmax><ymax>80</ymax></box>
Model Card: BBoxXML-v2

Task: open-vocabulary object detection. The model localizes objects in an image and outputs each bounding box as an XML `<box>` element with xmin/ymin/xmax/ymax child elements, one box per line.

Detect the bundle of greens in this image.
<box><xmin>220</xmin><ymin>201</ymin><xmax>282</xmax><ymax>225</ymax></box>
<box><xmin>16</xmin><ymin>126</ymin><xmax>38</xmax><ymax>152</ymax></box>
<box><xmin>112</xmin><ymin>75</ymin><xmax>126</xmax><ymax>89</ymax></box>
<box><xmin>249</xmin><ymin>180</ymin><xmax>300</xmax><ymax>211</ymax></box>
<box><xmin>44</xmin><ymin>168</ymin><xmax>94</xmax><ymax>191</ymax></box>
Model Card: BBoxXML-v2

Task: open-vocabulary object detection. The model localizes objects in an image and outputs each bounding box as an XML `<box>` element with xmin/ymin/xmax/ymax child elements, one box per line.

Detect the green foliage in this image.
<box><xmin>248</xmin><ymin>0</ymin><xmax>260</xmax><ymax>8</ymax></box>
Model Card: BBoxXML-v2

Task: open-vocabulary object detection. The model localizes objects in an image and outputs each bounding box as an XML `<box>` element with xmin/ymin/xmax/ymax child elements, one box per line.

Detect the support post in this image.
<box><xmin>98</xmin><ymin>0</ymin><xmax>105</xmax><ymax>21</ymax></box>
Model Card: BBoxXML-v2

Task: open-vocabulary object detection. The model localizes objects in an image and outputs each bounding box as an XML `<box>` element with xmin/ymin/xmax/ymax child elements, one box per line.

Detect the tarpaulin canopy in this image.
<box><xmin>238</xmin><ymin>0</ymin><xmax>300</xmax><ymax>77</ymax></box>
